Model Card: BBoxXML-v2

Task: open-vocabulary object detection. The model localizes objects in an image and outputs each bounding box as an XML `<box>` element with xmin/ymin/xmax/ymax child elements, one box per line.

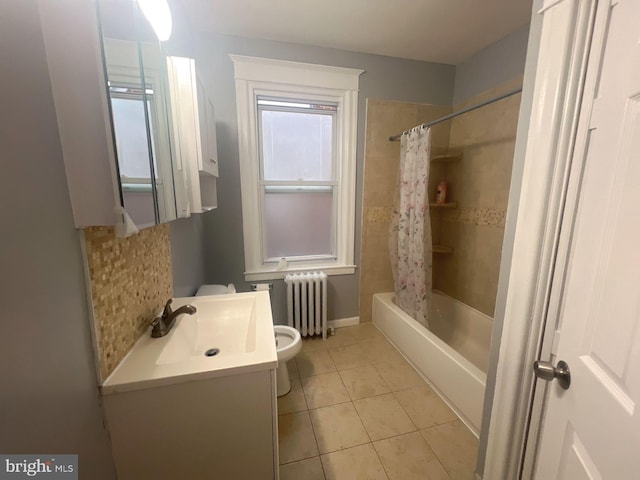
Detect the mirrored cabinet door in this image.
<box><xmin>97</xmin><ymin>0</ymin><xmax>180</xmax><ymax>229</ymax></box>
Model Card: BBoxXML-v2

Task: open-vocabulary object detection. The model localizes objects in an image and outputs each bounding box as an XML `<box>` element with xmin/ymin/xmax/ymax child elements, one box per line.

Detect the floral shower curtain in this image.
<box><xmin>389</xmin><ymin>127</ymin><xmax>432</xmax><ymax>328</ymax></box>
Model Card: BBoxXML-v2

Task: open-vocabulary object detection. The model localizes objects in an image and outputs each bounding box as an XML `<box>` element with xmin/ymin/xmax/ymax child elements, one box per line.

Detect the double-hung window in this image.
<box><xmin>258</xmin><ymin>97</ymin><xmax>336</xmax><ymax>261</ymax></box>
<box><xmin>231</xmin><ymin>55</ymin><xmax>363</xmax><ymax>280</ymax></box>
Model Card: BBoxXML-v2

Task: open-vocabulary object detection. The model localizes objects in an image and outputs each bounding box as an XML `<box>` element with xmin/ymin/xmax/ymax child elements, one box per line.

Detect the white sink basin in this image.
<box><xmin>102</xmin><ymin>291</ymin><xmax>277</xmax><ymax>394</ymax></box>
<box><xmin>156</xmin><ymin>295</ymin><xmax>257</xmax><ymax>365</ymax></box>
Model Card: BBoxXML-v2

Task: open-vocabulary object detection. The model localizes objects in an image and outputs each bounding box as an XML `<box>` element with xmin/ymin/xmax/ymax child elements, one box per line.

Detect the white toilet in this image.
<box><xmin>196</xmin><ymin>284</ymin><xmax>302</xmax><ymax>397</ymax></box>
<box><xmin>195</xmin><ymin>283</ymin><xmax>236</xmax><ymax>296</ymax></box>
<box><xmin>274</xmin><ymin>325</ymin><xmax>302</xmax><ymax>397</ymax></box>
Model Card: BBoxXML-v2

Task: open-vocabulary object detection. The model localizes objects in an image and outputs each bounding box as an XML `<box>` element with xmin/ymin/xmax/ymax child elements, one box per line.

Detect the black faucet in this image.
<box><xmin>150</xmin><ymin>299</ymin><xmax>197</xmax><ymax>338</ymax></box>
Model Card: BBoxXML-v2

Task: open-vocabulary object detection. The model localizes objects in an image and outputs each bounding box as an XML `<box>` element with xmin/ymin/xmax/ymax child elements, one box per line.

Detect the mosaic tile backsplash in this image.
<box><xmin>84</xmin><ymin>225</ymin><xmax>173</xmax><ymax>381</ymax></box>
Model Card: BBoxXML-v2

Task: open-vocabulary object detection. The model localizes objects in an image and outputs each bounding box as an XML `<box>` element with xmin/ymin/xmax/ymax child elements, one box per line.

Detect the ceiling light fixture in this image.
<box><xmin>137</xmin><ymin>0</ymin><xmax>172</xmax><ymax>41</ymax></box>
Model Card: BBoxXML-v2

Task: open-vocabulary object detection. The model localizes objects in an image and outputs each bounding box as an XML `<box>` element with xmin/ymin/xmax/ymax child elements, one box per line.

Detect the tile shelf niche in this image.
<box><xmin>433</xmin><ymin>245</ymin><xmax>453</xmax><ymax>254</ymax></box>
<box><xmin>430</xmin><ymin>201</ymin><xmax>458</xmax><ymax>208</ymax></box>
<box><xmin>428</xmin><ymin>152</ymin><xmax>460</xmax><ymax>255</ymax></box>
<box><xmin>431</xmin><ymin>154</ymin><xmax>461</xmax><ymax>163</ymax></box>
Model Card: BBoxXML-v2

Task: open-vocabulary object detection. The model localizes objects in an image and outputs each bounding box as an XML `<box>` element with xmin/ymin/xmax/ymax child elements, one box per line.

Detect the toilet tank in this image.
<box><xmin>196</xmin><ymin>284</ymin><xmax>236</xmax><ymax>296</ymax></box>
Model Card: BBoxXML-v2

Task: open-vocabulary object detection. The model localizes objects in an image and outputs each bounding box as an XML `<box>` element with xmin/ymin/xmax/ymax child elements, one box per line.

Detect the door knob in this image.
<box><xmin>533</xmin><ymin>360</ymin><xmax>571</xmax><ymax>390</ymax></box>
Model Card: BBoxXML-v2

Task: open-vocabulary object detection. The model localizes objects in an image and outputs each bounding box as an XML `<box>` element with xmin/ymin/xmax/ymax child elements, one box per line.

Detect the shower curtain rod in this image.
<box><xmin>388</xmin><ymin>87</ymin><xmax>523</xmax><ymax>141</ymax></box>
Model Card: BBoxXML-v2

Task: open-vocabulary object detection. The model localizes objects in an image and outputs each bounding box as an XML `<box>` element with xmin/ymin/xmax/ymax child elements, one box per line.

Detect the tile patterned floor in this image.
<box><xmin>278</xmin><ymin>323</ymin><xmax>478</xmax><ymax>480</ymax></box>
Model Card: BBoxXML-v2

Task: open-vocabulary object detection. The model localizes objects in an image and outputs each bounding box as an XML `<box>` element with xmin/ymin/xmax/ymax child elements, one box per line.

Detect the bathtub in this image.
<box><xmin>372</xmin><ymin>291</ymin><xmax>492</xmax><ymax>435</ymax></box>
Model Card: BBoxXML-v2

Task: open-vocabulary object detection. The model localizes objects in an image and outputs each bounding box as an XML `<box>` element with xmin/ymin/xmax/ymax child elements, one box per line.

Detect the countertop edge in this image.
<box><xmin>101</xmin><ymin>357</ymin><xmax>278</xmax><ymax>395</ymax></box>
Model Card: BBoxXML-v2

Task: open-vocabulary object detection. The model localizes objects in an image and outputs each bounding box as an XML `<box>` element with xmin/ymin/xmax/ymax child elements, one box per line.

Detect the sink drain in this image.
<box><xmin>205</xmin><ymin>348</ymin><xmax>220</xmax><ymax>357</ymax></box>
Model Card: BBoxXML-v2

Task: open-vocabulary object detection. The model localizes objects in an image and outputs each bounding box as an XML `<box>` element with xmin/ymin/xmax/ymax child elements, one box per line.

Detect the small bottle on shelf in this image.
<box><xmin>436</xmin><ymin>179</ymin><xmax>447</xmax><ymax>204</ymax></box>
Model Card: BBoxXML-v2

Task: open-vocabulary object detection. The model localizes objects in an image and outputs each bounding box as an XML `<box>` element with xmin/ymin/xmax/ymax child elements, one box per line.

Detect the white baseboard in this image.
<box><xmin>328</xmin><ymin>316</ymin><xmax>359</xmax><ymax>328</ymax></box>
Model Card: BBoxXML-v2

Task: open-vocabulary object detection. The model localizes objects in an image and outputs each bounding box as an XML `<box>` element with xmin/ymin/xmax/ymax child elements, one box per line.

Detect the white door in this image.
<box><xmin>533</xmin><ymin>0</ymin><xmax>640</xmax><ymax>478</ymax></box>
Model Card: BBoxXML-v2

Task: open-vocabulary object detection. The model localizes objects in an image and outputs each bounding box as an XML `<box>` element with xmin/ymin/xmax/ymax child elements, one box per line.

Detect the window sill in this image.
<box><xmin>244</xmin><ymin>265</ymin><xmax>356</xmax><ymax>282</ymax></box>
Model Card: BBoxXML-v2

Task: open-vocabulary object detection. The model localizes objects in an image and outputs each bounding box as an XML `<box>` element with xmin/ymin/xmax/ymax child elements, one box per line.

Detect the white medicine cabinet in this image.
<box><xmin>167</xmin><ymin>56</ymin><xmax>219</xmax><ymax>213</ymax></box>
<box><xmin>39</xmin><ymin>1</ymin><xmax>219</xmax><ymax>236</ymax></box>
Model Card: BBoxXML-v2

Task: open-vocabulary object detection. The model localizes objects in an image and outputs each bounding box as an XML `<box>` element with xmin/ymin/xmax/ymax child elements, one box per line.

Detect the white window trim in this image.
<box><xmin>230</xmin><ymin>55</ymin><xmax>363</xmax><ymax>281</ymax></box>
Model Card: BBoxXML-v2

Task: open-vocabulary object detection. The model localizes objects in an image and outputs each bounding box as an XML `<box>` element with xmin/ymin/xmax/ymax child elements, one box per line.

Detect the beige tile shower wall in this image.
<box><xmin>434</xmin><ymin>78</ymin><xmax>523</xmax><ymax>316</ymax></box>
<box><xmin>84</xmin><ymin>225</ymin><xmax>173</xmax><ymax>380</ymax></box>
<box><xmin>359</xmin><ymin>99</ymin><xmax>451</xmax><ymax>323</ymax></box>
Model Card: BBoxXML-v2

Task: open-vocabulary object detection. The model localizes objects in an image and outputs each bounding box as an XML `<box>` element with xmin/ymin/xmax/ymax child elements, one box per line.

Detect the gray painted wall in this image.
<box><xmin>0</xmin><ymin>1</ymin><xmax>115</xmax><ymax>477</ymax></box>
<box><xmin>164</xmin><ymin>0</ymin><xmax>209</xmax><ymax>299</ymax></box>
<box><xmin>170</xmin><ymin>216</ymin><xmax>206</xmax><ymax>297</ymax></box>
<box><xmin>475</xmin><ymin>2</ymin><xmax>542</xmax><ymax>476</ymax></box>
<box><xmin>453</xmin><ymin>24</ymin><xmax>530</xmax><ymax>105</ymax></box>
<box><xmin>193</xmin><ymin>32</ymin><xmax>455</xmax><ymax>323</ymax></box>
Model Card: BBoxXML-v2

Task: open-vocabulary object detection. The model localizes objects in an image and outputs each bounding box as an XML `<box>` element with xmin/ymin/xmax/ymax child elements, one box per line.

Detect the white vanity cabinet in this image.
<box><xmin>167</xmin><ymin>56</ymin><xmax>219</xmax><ymax>213</ymax></box>
<box><xmin>103</xmin><ymin>369</ymin><xmax>279</xmax><ymax>480</ymax></box>
<box><xmin>101</xmin><ymin>292</ymin><xmax>280</xmax><ymax>479</ymax></box>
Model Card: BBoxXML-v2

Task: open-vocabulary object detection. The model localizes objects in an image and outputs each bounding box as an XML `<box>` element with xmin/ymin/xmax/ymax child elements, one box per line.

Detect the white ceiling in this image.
<box><xmin>179</xmin><ymin>0</ymin><xmax>533</xmax><ymax>65</ymax></box>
